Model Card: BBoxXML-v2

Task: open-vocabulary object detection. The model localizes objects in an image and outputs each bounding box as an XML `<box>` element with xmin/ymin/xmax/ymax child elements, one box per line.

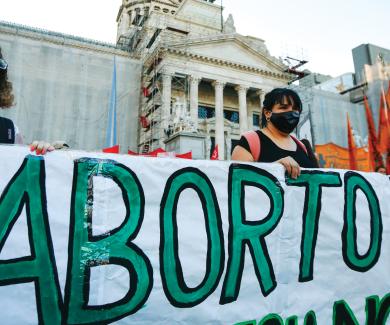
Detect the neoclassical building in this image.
<box><xmin>116</xmin><ymin>0</ymin><xmax>294</xmax><ymax>159</ymax></box>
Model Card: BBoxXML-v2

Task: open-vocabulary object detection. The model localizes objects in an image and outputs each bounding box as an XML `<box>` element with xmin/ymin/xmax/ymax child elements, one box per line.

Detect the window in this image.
<box><xmin>253</xmin><ymin>113</ymin><xmax>260</xmax><ymax>127</ymax></box>
<box><xmin>198</xmin><ymin>106</ymin><xmax>215</xmax><ymax>119</ymax></box>
<box><xmin>224</xmin><ymin>110</ymin><xmax>239</xmax><ymax>123</ymax></box>
<box><xmin>133</xmin><ymin>14</ymin><xmax>142</xmax><ymax>25</ymax></box>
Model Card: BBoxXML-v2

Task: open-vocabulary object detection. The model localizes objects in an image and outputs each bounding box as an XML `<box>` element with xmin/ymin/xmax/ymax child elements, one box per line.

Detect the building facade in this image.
<box><xmin>116</xmin><ymin>0</ymin><xmax>294</xmax><ymax>159</ymax></box>
<box><xmin>0</xmin><ymin>21</ymin><xmax>141</xmax><ymax>152</ymax></box>
<box><xmin>352</xmin><ymin>43</ymin><xmax>390</xmax><ymax>83</ymax></box>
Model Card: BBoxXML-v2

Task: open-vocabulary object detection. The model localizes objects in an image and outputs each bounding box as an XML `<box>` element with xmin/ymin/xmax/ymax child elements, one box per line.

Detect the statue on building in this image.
<box><xmin>226</xmin><ymin>136</ymin><xmax>232</xmax><ymax>160</ymax></box>
<box><xmin>223</xmin><ymin>14</ymin><xmax>236</xmax><ymax>34</ymax></box>
<box><xmin>205</xmin><ymin>135</ymin><xmax>211</xmax><ymax>159</ymax></box>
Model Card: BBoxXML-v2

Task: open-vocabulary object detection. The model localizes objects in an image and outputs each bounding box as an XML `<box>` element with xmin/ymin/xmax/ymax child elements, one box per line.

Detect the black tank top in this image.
<box><xmin>0</xmin><ymin>117</ymin><xmax>15</xmax><ymax>144</ymax></box>
<box><xmin>237</xmin><ymin>130</ymin><xmax>317</xmax><ymax>168</ymax></box>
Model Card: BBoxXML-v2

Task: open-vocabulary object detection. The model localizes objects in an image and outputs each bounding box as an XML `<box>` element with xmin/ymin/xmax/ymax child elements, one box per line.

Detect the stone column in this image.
<box><xmin>124</xmin><ymin>11</ymin><xmax>131</xmax><ymax>30</ymax></box>
<box><xmin>190</xmin><ymin>76</ymin><xmax>201</xmax><ymax>131</ymax></box>
<box><xmin>236</xmin><ymin>85</ymin><xmax>249</xmax><ymax>134</ymax></box>
<box><xmin>161</xmin><ymin>73</ymin><xmax>172</xmax><ymax>146</ymax></box>
<box><xmin>226</xmin><ymin>131</ymin><xmax>232</xmax><ymax>160</ymax></box>
<box><xmin>256</xmin><ymin>89</ymin><xmax>265</xmax><ymax>127</ymax></box>
<box><xmin>212</xmin><ymin>80</ymin><xmax>226</xmax><ymax>160</ymax></box>
<box><xmin>129</xmin><ymin>10</ymin><xmax>135</xmax><ymax>25</ymax></box>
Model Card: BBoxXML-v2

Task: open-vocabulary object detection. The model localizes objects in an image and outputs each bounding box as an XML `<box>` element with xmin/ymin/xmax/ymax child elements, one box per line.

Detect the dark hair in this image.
<box><xmin>375</xmin><ymin>165</ymin><xmax>386</xmax><ymax>172</ymax></box>
<box><xmin>261</xmin><ymin>88</ymin><xmax>302</xmax><ymax>127</ymax></box>
<box><xmin>0</xmin><ymin>48</ymin><xmax>14</xmax><ymax>108</ymax></box>
<box><xmin>300</xmin><ymin>138</ymin><xmax>319</xmax><ymax>168</ymax></box>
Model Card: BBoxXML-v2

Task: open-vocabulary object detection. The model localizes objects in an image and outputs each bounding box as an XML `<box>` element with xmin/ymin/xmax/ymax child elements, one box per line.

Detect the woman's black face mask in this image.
<box><xmin>270</xmin><ymin>111</ymin><xmax>300</xmax><ymax>134</ymax></box>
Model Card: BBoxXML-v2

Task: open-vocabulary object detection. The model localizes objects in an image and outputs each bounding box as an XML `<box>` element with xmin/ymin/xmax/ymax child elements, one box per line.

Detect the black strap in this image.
<box><xmin>0</xmin><ymin>117</ymin><xmax>15</xmax><ymax>144</ymax></box>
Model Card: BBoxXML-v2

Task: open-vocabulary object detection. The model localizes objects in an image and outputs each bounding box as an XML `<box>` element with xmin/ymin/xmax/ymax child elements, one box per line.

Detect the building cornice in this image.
<box><xmin>123</xmin><ymin>0</ymin><xmax>179</xmax><ymax>10</ymax></box>
<box><xmin>0</xmin><ymin>21</ymin><xmax>136</xmax><ymax>58</ymax></box>
<box><xmin>116</xmin><ymin>5</ymin><xmax>124</xmax><ymax>22</ymax></box>
<box><xmin>166</xmin><ymin>33</ymin><xmax>285</xmax><ymax>72</ymax></box>
<box><xmin>164</xmin><ymin>33</ymin><xmax>286</xmax><ymax>71</ymax></box>
<box><xmin>162</xmin><ymin>47</ymin><xmax>293</xmax><ymax>81</ymax></box>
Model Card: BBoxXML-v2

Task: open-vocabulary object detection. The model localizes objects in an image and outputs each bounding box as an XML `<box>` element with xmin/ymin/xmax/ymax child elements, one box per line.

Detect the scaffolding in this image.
<box><xmin>123</xmin><ymin>0</ymin><xmax>226</xmax><ymax>153</ymax></box>
<box><xmin>139</xmin><ymin>50</ymin><xmax>163</xmax><ymax>153</ymax></box>
<box><xmin>138</xmin><ymin>15</ymin><xmax>194</xmax><ymax>153</ymax></box>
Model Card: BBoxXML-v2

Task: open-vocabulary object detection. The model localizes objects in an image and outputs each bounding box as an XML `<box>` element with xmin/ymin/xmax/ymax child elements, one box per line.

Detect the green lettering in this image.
<box><xmin>160</xmin><ymin>168</ymin><xmax>224</xmax><ymax>307</ymax></box>
<box><xmin>366</xmin><ymin>294</ymin><xmax>390</xmax><ymax>325</ymax></box>
<box><xmin>304</xmin><ymin>311</ymin><xmax>317</xmax><ymax>325</ymax></box>
<box><xmin>287</xmin><ymin>171</ymin><xmax>342</xmax><ymax>282</ymax></box>
<box><xmin>333</xmin><ymin>300</ymin><xmax>359</xmax><ymax>325</ymax></box>
<box><xmin>286</xmin><ymin>311</ymin><xmax>317</xmax><ymax>325</ymax></box>
<box><xmin>342</xmin><ymin>172</ymin><xmax>382</xmax><ymax>272</ymax></box>
<box><xmin>258</xmin><ymin>313</ymin><xmax>283</xmax><ymax>325</ymax></box>
<box><xmin>0</xmin><ymin>156</ymin><xmax>63</xmax><ymax>324</ymax></box>
<box><xmin>221</xmin><ymin>164</ymin><xmax>284</xmax><ymax>304</ymax></box>
<box><xmin>365</xmin><ymin>295</ymin><xmax>379</xmax><ymax>325</ymax></box>
<box><xmin>64</xmin><ymin>158</ymin><xmax>152</xmax><ymax>324</ymax></box>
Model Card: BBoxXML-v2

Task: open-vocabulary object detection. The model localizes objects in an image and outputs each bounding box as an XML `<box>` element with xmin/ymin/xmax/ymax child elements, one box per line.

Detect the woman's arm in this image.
<box><xmin>231</xmin><ymin>145</ymin><xmax>255</xmax><ymax>162</ymax></box>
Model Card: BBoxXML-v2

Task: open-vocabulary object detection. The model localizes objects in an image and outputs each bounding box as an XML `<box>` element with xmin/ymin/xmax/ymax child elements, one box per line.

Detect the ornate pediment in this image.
<box><xmin>166</xmin><ymin>34</ymin><xmax>287</xmax><ymax>74</ymax></box>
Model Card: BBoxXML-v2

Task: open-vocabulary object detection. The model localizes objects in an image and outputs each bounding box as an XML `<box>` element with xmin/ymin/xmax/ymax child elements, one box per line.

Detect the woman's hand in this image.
<box><xmin>276</xmin><ymin>156</ymin><xmax>301</xmax><ymax>179</ymax></box>
<box><xmin>30</xmin><ymin>141</ymin><xmax>55</xmax><ymax>155</ymax></box>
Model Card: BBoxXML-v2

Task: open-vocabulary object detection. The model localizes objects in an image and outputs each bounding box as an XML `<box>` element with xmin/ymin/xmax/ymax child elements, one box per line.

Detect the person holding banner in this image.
<box><xmin>0</xmin><ymin>49</ymin><xmax>20</xmax><ymax>144</ymax></box>
<box><xmin>0</xmin><ymin>47</ymin><xmax>65</xmax><ymax>154</ymax></box>
<box><xmin>232</xmin><ymin>88</ymin><xmax>318</xmax><ymax>178</ymax></box>
<box><xmin>375</xmin><ymin>165</ymin><xmax>387</xmax><ymax>175</ymax></box>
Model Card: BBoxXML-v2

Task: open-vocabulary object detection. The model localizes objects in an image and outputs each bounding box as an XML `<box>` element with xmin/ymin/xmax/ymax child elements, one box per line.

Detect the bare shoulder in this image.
<box><xmin>231</xmin><ymin>145</ymin><xmax>255</xmax><ymax>162</ymax></box>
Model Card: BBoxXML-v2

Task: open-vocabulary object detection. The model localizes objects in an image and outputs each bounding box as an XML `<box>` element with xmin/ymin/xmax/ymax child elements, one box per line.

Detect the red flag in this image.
<box><xmin>140</xmin><ymin>116</ymin><xmax>150</xmax><ymax>128</ymax></box>
<box><xmin>149</xmin><ymin>148</ymin><xmax>166</xmax><ymax>156</ymax></box>
<box><xmin>176</xmin><ymin>152</ymin><xmax>192</xmax><ymax>159</ymax></box>
<box><xmin>377</xmin><ymin>95</ymin><xmax>389</xmax><ymax>154</ymax></box>
<box><xmin>386</xmin><ymin>84</ymin><xmax>390</xmax><ymax>173</ymax></box>
<box><xmin>128</xmin><ymin>150</ymin><xmax>139</xmax><ymax>155</ymax></box>
<box><xmin>210</xmin><ymin>145</ymin><xmax>219</xmax><ymax>160</ymax></box>
<box><xmin>142</xmin><ymin>86</ymin><xmax>150</xmax><ymax>97</ymax></box>
<box><xmin>387</xmin><ymin>144</ymin><xmax>390</xmax><ymax>174</ymax></box>
<box><xmin>364</xmin><ymin>96</ymin><xmax>382</xmax><ymax>170</ymax></box>
<box><xmin>102</xmin><ymin>145</ymin><xmax>120</xmax><ymax>153</ymax></box>
<box><xmin>347</xmin><ymin>113</ymin><xmax>357</xmax><ymax>170</ymax></box>
<box><xmin>385</xmin><ymin>81</ymin><xmax>390</xmax><ymax>172</ymax></box>
<box><xmin>386</xmin><ymin>81</ymin><xmax>390</xmax><ymax>111</ymax></box>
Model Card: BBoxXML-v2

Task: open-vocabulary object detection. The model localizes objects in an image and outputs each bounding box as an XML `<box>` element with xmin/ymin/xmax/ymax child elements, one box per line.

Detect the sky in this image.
<box><xmin>1</xmin><ymin>0</ymin><xmax>389</xmax><ymax>77</ymax></box>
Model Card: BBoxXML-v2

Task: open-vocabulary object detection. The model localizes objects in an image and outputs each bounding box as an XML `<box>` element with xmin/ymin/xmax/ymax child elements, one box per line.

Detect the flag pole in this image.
<box><xmin>220</xmin><ymin>0</ymin><xmax>223</xmax><ymax>32</ymax></box>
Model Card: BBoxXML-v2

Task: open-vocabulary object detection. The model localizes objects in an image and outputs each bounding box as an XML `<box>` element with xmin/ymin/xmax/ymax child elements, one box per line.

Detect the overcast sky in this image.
<box><xmin>1</xmin><ymin>0</ymin><xmax>389</xmax><ymax>77</ymax></box>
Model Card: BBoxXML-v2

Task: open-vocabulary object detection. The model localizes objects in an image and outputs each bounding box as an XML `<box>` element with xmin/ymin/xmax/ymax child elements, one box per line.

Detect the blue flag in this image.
<box><xmin>105</xmin><ymin>57</ymin><xmax>117</xmax><ymax>148</ymax></box>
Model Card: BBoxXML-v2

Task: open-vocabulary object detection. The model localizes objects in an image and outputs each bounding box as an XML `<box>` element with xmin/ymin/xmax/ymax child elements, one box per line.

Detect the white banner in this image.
<box><xmin>0</xmin><ymin>145</ymin><xmax>389</xmax><ymax>325</ymax></box>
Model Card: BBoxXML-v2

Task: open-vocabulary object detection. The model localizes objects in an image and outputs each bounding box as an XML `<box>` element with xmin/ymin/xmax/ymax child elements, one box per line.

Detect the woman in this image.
<box><xmin>231</xmin><ymin>88</ymin><xmax>318</xmax><ymax>178</ymax></box>
<box><xmin>0</xmin><ymin>50</ymin><xmax>20</xmax><ymax>144</ymax></box>
<box><xmin>0</xmin><ymin>47</ymin><xmax>54</xmax><ymax>154</ymax></box>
